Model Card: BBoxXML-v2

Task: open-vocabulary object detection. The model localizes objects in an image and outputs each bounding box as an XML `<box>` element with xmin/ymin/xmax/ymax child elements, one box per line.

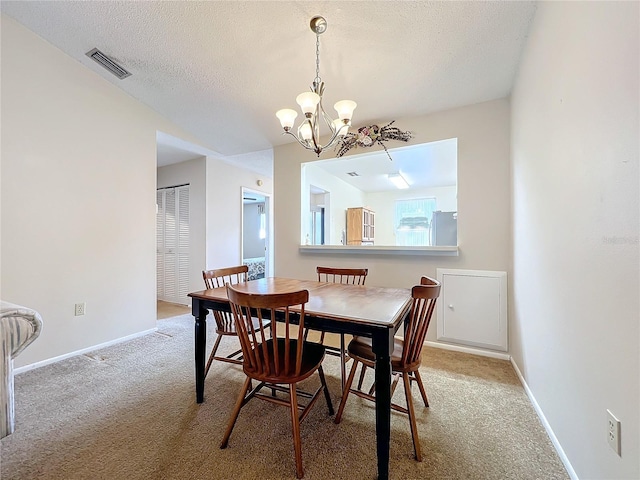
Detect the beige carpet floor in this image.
<box><xmin>157</xmin><ymin>300</ymin><xmax>190</xmax><ymax>320</ymax></box>
<box><xmin>0</xmin><ymin>312</ymin><xmax>569</xmax><ymax>480</ymax></box>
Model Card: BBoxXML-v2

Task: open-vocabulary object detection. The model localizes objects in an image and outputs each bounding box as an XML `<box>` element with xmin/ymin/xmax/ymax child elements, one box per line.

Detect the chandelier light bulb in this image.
<box><xmin>300</xmin><ymin>122</ymin><xmax>313</xmax><ymax>141</ymax></box>
<box><xmin>296</xmin><ymin>92</ymin><xmax>320</xmax><ymax>116</ymax></box>
<box><xmin>333</xmin><ymin>118</ymin><xmax>349</xmax><ymax>137</ymax></box>
<box><xmin>334</xmin><ymin>100</ymin><xmax>357</xmax><ymax>122</ymax></box>
<box><xmin>276</xmin><ymin>109</ymin><xmax>298</xmax><ymax>130</ymax></box>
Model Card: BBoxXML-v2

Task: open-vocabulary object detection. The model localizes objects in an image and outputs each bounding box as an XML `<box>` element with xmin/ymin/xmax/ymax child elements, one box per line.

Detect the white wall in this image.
<box><xmin>510</xmin><ymin>2</ymin><xmax>639</xmax><ymax>479</ymax></box>
<box><xmin>205</xmin><ymin>159</ymin><xmax>272</xmax><ymax>270</ymax></box>
<box><xmin>274</xmin><ymin>99</ymin><xmax>511</xmax><ymax>345</ymax></box>
<box><xmin>1</xmin><ymin>15</ymin><xmax>226</xmax><ymax>367</ymax></box>
<box><xmin>302</xmin><ymin>163</ymin><xmax>365</xmax><ymax>245</ymax></box>
<box><xmin>159</xmin><ymin>156</ymin><xmax>274</xmax><ymax>278</ymax></box>
<box><xmin>157</xmin><ymin>157</ymin><xmax>207</xmax><ymax>302</ymax></box>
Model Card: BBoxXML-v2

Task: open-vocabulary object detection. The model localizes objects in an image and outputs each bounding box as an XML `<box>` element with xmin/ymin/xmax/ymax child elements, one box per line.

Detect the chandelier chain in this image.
<box><xmin>314</xmin><ymin>34</ymin><xmax>321</xmax><ymax>85</ymax></box>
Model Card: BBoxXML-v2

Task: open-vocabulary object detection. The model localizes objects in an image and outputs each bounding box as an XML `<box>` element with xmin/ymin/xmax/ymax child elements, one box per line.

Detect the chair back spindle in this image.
<box><xmin>203</xmin><ymin>266</ymin><xmax>250</xmax><ymax>332</ymax></box>
<box><xmin>401</xmin><ymin>276</ymin><xmax>441</xmax><ymax>369</ymax></box>
<box><xmin>227</xmin><ymin>286</ymin><xmax>308</xmax><ymax>379</ymax></box>
<box><xmin>203</xmin><ymin>265</ymin><xmax>249</xmax><ymax>289</ymax></box>
<box><xmin>316</xmin><ymin>266</ymin><xmax>368</xmax><ymax>285</ymax></box>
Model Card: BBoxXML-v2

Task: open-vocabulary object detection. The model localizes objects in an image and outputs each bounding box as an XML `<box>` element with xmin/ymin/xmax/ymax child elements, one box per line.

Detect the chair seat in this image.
<box><xmin>244</xmin><ymin>338</ymin><xmax>326</xmax><ymax>384</ymax></box>
<box><xmin>348</xmin><ymin>336</ymin><xmax>418</xmax><ymax>371</ymax></box>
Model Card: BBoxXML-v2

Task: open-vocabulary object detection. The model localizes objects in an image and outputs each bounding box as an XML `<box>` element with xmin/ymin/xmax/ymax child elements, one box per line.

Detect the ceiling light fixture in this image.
<box><xmin>276</xmin><ymin>16</ymin><xmax>357</xmax><ymax>157</ymax></box>
<box><xmin>388</xmin><ymin>173</ymin><xmax>410</xmax><ymax>189</ymax></box>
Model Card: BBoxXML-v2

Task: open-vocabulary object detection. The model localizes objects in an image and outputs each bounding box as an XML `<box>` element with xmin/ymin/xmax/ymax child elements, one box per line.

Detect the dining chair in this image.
<box><xmin>202</xmin><ymin>265</ymin><xmax>270</xmax><ymax>377</ymax></box>
<box><xmin>306</xmin><ymin>266</ymin><xmax>368</xmax><ymax>390</ymax></box>
<box><xmin>334</xmin><ymin>276</ymin><xmax>441</xmax><ymax>462</ymax></box>
<box><xmin>220</xmin><ymin>284</ymin><xmax>334</xmax><ymax>479</ymax></box>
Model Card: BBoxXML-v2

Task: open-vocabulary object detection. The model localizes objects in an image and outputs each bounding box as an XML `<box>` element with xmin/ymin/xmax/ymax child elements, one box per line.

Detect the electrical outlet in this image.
<box><xmin>607</xmin><ymin>409</ymin><xmax>621</xmax><ymax>456</ymax></box>
<box><xmin>74</xmin><ymin>302</ymin><xmax>86</xmax><ymax>316</ymax></box>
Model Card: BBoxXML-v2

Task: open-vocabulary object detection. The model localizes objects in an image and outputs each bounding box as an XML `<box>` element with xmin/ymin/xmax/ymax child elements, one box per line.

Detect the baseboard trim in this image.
<box><xmin>425</xmin><ymin>340</ymin><xmax>511</xmax><ymax>360</ymax></box>
<box><xmin>510</xmin><ymin>358</ymin><xmax>578</xmax><ymax>480</ymax></box>
<box><xmin>14</xmin><ymin>327</ymin><xmax>158</xmax><ymax>375</ymax></box>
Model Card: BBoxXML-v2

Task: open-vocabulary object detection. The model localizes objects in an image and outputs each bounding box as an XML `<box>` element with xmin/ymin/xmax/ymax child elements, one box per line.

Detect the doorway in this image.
<box><xmin>157</xmin><ymin>184</ymin><xmax>190</xmax><ymax>305</ymax></box>
<box><xmin>309</xmin><ymin>185</ymin><xmax>330</xmax><ymax>245</ymax></box>
<box><xmin>241</xmin><ymin>188</ymin><xmax>271</xmax><ymax>279</ymax></box>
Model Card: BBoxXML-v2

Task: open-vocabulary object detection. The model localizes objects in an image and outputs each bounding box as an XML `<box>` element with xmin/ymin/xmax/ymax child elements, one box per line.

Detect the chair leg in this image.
<box><xmin>357</xmin><ymin>364</ymin><xmax>368</xmax><ymax>390</ymax></box>
<box><xmin>339</xmin><ymin>334</ymin><xmax>347</xmax><ymax>391</ymax></box>
<box><xmin>334</xmin><ymin>359</ymin><xmax>360</xmax><ymax>424</ymax></box>
<box><xmin>289</xmin><ymin>384</ymin><xmax>304</xmax><ymax>479</ymax></box>
<box><xmin>317</xmin><ymin>365</ymin><xmax>334</xmax><ymax>415</ymax></box>
<box><xmin>413</xmin><ymin>370</ymin><xmax>429</xmax><ymax>408</ymax></box>
<box><xmin>205</xmin><ymin>334</ymin><xmax>224</xmax><ymax>377</ymax></box>
<box><xmin>220</xmin><ymin>376</ymin><xmax>252</xmax><ymax>449</ymax></box>
<box><xmin>402</xmin><ymin>373</ymin><xmax>422</xmax><ymax>462</ymax></box>
<box><xmin>364</xmin><ymin>371</ymin><xmax>398</xmax><ymax>397</ymax></box>
<box><xmin>391</xmin><ymin>373</ymin><xmax>401</xmax><ymax>397</ymax></box>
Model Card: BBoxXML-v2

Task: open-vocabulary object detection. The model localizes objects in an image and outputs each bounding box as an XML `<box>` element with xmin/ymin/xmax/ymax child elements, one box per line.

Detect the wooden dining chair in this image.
<box><xmin>202</xmin><ymin>265</ymin><xmax>270</xmax><ymax>377</ymax></box>
<box><xmin>220</xmin><ymin>285</ymin><xmax>334</xmax><ymax>479</ymax></box>
<box><xmin>334</xmin><ymin>276</ymin><xmax>441</xmax><ymax>462</ymax></box>
<box><xmin>306</xmin><ymin>266</ymin><xmax>368</xmax><ymax>390</ymax></box>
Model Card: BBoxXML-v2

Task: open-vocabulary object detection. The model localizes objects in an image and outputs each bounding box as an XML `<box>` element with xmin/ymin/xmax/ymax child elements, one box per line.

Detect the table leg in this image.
<box><xmin>193</xmin><ymin>300</ymin><xmax>208</xmax><ymax>403</ymax></box>
<box><xmin>371</xmin><ymin>329</ymin><xmax>394</xmax><ymax>480</ymax></box>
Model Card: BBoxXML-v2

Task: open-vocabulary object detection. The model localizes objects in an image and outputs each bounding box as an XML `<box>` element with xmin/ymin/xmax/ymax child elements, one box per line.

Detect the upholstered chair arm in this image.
<box><xmin>1</xmin><ymin>301</ymin><xmax>43</xmax><ymax>438</ymax></box>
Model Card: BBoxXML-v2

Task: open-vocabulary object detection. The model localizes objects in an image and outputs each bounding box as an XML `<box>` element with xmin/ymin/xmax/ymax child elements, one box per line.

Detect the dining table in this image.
<box><xmin>188</xmin><ymin>277</ymin><xmax>412</xmax><ymax>480</ymax></box>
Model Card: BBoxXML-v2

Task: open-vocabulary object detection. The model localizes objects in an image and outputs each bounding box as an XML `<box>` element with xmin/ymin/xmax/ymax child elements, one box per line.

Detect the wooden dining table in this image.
<box><xmin>188</xmin><ymin>277</ymin><xmax>412</xmax><ymax>480</ymax></box>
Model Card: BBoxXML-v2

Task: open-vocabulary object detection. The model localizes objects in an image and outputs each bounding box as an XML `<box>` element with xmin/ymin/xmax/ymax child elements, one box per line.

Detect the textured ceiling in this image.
<box><xmin>1</xmin><ymin>1</ymin><xmax>536</xmax><ymax>173</ymax></box>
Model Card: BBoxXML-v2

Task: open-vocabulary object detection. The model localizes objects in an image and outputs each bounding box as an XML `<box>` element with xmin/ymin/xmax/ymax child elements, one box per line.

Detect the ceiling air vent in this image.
<box><xmin>85</xmin><ymin>48</ymin><xmax>131</xmax><ymax>79</ymax></box>
<box><xmin>346</xmin><ymin>171</ymin><xmax>360</xmax><ymax>177</ymax></box>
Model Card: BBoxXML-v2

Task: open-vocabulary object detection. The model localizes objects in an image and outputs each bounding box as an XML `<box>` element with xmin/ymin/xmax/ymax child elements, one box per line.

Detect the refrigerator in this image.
<box><xmin>431</xmin><ymin>211</ymin><xmax>457</xmax><ymax>246</ymax></box>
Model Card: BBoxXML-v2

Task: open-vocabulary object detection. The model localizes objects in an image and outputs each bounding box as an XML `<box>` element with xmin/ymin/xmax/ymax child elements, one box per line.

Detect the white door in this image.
<box><xmin>157</xmin><ymin>185</ymin><xmax>190</xmax><ymax>304</ymax></box>
<box><xmin>436</xmin><ymin>269</ymin><xmax>508</xmax><ymax>351</ymax></box>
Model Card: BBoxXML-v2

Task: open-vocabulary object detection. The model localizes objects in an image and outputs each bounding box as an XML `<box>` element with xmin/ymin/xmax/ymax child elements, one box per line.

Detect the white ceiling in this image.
<box><xmin>309</xmin><ymin>138</ymin><xmax>457</xmax><ymax>192</ymax></box>
<box><xmin>0</xmin><ymin>1</ymin><xmax>537</xmax><ymax>174</ymax></box>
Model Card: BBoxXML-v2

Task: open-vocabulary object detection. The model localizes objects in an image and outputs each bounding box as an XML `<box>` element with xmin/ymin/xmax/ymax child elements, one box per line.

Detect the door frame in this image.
<box><xmin>241</xmin><ymin>187</ymin><xmax>273</xmax><ymax>278</ymax></box>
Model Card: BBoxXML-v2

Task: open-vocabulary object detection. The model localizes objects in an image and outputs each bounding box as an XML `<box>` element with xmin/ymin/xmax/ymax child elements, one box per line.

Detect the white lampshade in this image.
<box><xmin>276</xmin><ymin>109</ymin><xmax>298</xmax><ymax>130</ymax></box>
<box><xmin>333</xmin><ymin>119</ymin><xmax>349</xmax><ymax>137</ymax></box>
<box><xmin>388</xmin><ymin>173</ymin><xmax>409</xmax><ymax>189</ymax></box>
<box><xmin>296</xmin><ymin>92</ymin><xmax>320</xmax><ymax>115</ymax></box>
<box><xmin>334</xmin><ymin>100</ymin><xmax>357</xmax><ymax>121</ymax></box>
<box><xmin>300</xmin><ymin>122</ymin><xmax>313</xmax><ymax>141</ymax></box>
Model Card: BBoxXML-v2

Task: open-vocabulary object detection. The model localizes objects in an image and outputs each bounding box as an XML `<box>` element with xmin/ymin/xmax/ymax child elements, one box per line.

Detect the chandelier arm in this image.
<box><xmin>321</xmin><ymin>125</ymin><xmax>347</xmax><ymax>151</ymax></box>
<box><xmin>281</xmin><ymin>130</ymin><xmax>316</xmax><ymax>152</ymax></box>
<box><xmin>318</xmin><ymin>101</ymin><xmax>337</xmax><ymax>136</ymax></box>
<box><xmin>308</xmin><ymin>118</ymin><xmax>322</xmax><ymax>155</ymax></box>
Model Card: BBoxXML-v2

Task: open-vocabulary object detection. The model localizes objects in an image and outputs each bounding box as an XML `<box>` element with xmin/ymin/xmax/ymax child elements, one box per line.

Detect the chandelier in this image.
<box><xmin>276</xmin><ymin>16</ymin><xmax>357</xmax><ymax>157</ymax></box>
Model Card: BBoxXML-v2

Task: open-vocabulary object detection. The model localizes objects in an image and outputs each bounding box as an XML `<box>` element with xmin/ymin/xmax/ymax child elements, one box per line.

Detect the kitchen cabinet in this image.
<box><xmin>346</xmin><ymin>207</ymin><xmax>375</xmax><ymax>245</ymax></box>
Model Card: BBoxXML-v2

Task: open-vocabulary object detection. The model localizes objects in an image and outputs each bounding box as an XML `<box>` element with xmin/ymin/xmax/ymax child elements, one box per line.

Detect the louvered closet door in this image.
<box><xmin>157</xmin><ymin>186</ymin><xmax>190</xmax><ymax>305</ymax></box>
<box><xmin>156</xmin><ymin>190</ymin><xmax>165</xmax><ymax>299</ymax></box>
